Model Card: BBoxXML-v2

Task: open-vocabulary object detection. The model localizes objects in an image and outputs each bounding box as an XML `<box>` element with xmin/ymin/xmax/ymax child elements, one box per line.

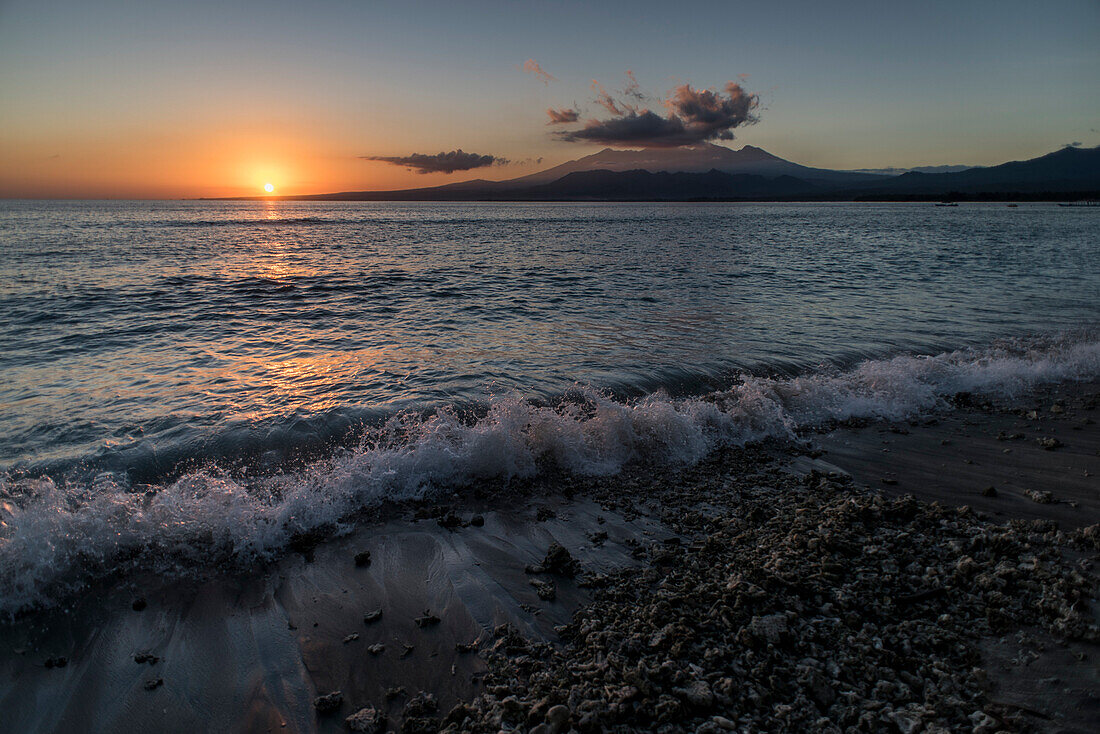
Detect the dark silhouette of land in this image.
<box><xmin>214</xmin><ymin>144</ymin><xmax>1100</xmax><ymax>202</ymax></box>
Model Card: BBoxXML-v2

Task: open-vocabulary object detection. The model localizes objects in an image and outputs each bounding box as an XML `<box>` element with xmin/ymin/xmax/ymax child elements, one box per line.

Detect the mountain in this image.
<box><xmin>221</xmin><ymin>144</ymin><xmax>1100</xmax><ymax>202</ymax></box>
<box><xmin>847</xmin><ymin>164</ymin><xmax>975</xmax><ymax>176</ymax></box>
<box><xmin>497</xmin><ymin>168</ymin><xmax>819</xmax><ymax>200</ymax></box>
<box><xmin>858</xmin><ymin>145</ymin><xmax>1100</xmax><ymax>195</ymax></box>
<box><xmin>499</xmin><ymin>143</ymin><xmax>884</xmax><ymax>187</ymax></box>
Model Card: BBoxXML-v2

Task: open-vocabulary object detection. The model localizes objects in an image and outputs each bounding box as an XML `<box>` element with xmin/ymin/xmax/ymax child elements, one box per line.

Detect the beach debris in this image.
<box><xmin>415</xmin><ymin>609</ymin><xmax>441</xmax><ymax>628</ymax></box>
<box><xmin>344</xmin><ymin>705</ymin><xmax>385</xmax><ymax>733</ymax></box>
<box><xmin>43</xmin><ymin>656</ymin><xmax>67</xmax><ymax>668</ymax></box>
<box><xmin>675</xmin><ymin>680</ymin><xmax>715</xmax><ymax>708</ymax></box>
<box><xmin>133</xmin><ymin>653</ymin><xmax>158</xmax><ymax>665</ymax></box>
<box><xmin>1051</xmin><ymin>402</ymin><xmax>1065</xmax><ymax>414</ymax></box>
<box><xmin>143</xmin><ymin>678</ymin><xmax>163</xmax><ymax>691</ymax></box>
<box><xmin>747</xmin><ymin>613</ymin><xmax>788</xmax><ymax>644</ymax></box>
<box><xmin>530</xmin><ymin>579</ymin><xmax>556</xmax><ymax>601</ymax></box>
<box><xmin>895</xmin><ymin>587</ymin><xmax>947</xmax><ymax>605</ymax></box>
<box><xmin>881</xmin><ymin>477</ymin><xmax>899</xmax><ymax>486</ymax></box>
<box><xmin>455</xmin><ymin>640</ymin><xmax>478</xmax><ymax>653</ymax></box>
<box><xmin>588</xmin><ymin>530</ymin><xmax>608</xmax><ymax>546</ymax></box>
<box><xmin>403</xmin><ymin>692</ymin><xmax>440</xmax><ymax>732</ymax></box>
<box><xmin>1037</xmin><ymin>437</ymin><xmax>1063</xmax><ymax>450</ymax></box>
<box><xmin>400</xmin><ymin>643</ymin><xmax>415</xmax><ymax>658</ymax></box>
<box><xmin>343</xmin><ymin>633</ymin><xmax>359</xmax><ymax>644</ymax></box>
<box><xmin>366</xmin><ymin>643</ymin><xmax>385</xmax><ymax>655</ymax></box>
<box><xmin>536</xmin><ymin>507</ymin><xmax>557</xmax><ymax>522</ymax></box>
<box><xmin>131</xmin><ymin>598</ymin><xmax>147</xmax><ymax>611</ymax></box>
<box><xmin>443</xmin><ymin>702</ymin><xmax>472</xmax><ymax>727</ymax></box>
<box><xmin>469</xmin><ymin>514</ymin><xmax>485</xmax><ymax>527</ymax></box>
<box><xmin>312</xmin><ymin>691</ymin><xmax>342</xmax><ymax>714</ymax></box>
<box><xmin>543</xmin><ymin>703</ymin><xmax>572</xmax><ymax>731</ymax></box>
<box><xmin>438</xmin><ymin>510</ymin><xmax>464</xmax><ymax>529</ymax></box>
<box><xmin>404</xmin><ymin>691</ymin><xmax>438</xmax><ymax>717</ymax></box>
<box><xmin>384</xmin><ymin>686</ymin><xmax>406</xmax><ymax>700</ymax></box>
<box><xmin>981</xmin><ymin>485</ymin><xmax>998</xmax><ymax>497</ymax></box>
<box><xmin>446</xmin><ymin>437</ymin><xmax>1100</xmax><ymax>733</ymax></box>
<box><xmin>996</xmin><ymin>431</ymin><xmax>1024</xmax><ymax>441</ymax></box>
<box><xmin>363</xmin><ymin>609</ymin><xmax>383</xmax><ymax>624</ymax></box>
<box><xmin>354</xmin><ymin>550</ymin><xmax>372</xmax><ymax>567</ymax></box>
<box><xmin>1025</xmin><ymin>489</ymin><xmax>1054</xmax><ymax>504</ymax></box>
<box><xmin>525</xmin><ymin>542</ymin><xmax>580</xmax><ymax>577</ymax></box>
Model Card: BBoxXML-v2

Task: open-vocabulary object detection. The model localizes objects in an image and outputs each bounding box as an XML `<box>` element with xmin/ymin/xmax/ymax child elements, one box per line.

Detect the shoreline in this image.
<box><xmin>0</xmin><ymin>380</ymin><xmax>1097</xmax><ymax>732</ymax></box>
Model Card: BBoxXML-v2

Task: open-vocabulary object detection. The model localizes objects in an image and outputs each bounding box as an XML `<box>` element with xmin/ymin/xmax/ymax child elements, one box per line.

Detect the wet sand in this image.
<box><xmin>1</xmin><ymin>381</ymin><xmax>1097</xmax><ymax>733</ymax></box>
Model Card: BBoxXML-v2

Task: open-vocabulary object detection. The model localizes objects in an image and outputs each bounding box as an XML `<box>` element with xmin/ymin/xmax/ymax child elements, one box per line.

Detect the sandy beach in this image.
<box><xmin>1</xmin><ymin>379</ymin><xmax>1097</xmax><ymax>733</ymax></box>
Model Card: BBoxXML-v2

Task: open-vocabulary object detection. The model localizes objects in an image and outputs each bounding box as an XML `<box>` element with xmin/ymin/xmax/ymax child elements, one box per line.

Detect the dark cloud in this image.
<box><xmin>558</xmin><ymin>110</ymin><xmax>693</xmax><ymax>146</ymax></box>
<box><xmin>364</xmin><ymin>150</ymin><xmax>506</xmax><ymax>174</ymax></box>
<box><xmin>664</xmin><ymin>82</ymin><xmax>759</xmax><ymax>141</ymax></box>
<box><xmin>522</xmin><ymin>59</ymin><xmax>557</xmax><ymax>85</ymax></box>
<box><xmin>546</xmin><ymin>107</ymin><xmax>580</xmax><ymax>124</ymax></box>
<box><xmin>555</xmin><ymin>79</ymin><xmax>759</xmax><ymax>147</ymax></box>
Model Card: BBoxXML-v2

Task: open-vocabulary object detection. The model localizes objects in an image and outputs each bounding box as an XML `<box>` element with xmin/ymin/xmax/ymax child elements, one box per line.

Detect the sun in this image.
<box><xmin>263</xmin><ymin>182</ymin><xmax>275</xmax><ymax>193</ymax></box>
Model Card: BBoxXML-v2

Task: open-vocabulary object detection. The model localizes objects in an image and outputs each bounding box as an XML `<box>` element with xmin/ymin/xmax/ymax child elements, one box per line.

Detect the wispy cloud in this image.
<box><xmin>364</xmin><ymin>150</ymin><xmax>507</xmax><ymax>174</ymax></box>
<box><xmin>554</xmin><ymin>76</ymin><xmax>760</xmax><ymax>147</ymax></box>
<box><xmin>621</xmin><ymin>70</ymin><xmax>646</xmax><ymax>101</ymax></box>
<box><xmin>592</xmin><ymin>80</ymin><xmax>630</xmax><ymax>116</ymax></box>
<box><xmin>546</xmin><ymin>107</ymin><xmax>580</xmax><ymax>124</ymax></box>
<box><xmin>522</xmin><ymin>58</ymin><xmax>557</xmax><ymax>85</ymax></box>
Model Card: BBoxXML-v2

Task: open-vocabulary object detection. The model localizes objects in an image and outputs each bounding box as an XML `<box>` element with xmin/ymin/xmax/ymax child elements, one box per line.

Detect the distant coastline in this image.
<box><xmin>206</xmin><ymin>144</ymin><xmax>1100</xmax><ymax>203</ymax></box>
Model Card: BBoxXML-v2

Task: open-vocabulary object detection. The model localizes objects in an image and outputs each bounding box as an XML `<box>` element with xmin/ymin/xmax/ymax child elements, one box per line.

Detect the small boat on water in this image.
<box><xmin>934</xmin><ymin>202</ymin><xmax>959</xmax><ymax>207</ymax></box>
<box><xmin>1006</xmin><ymin>203</ymin><xmax>1018</xmax><ymax>208</ymax></box>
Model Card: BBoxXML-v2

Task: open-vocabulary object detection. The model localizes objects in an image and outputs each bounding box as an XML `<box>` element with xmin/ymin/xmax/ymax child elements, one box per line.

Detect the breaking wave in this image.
<box><xmin>1</xmin><ymin>333</ymin><xmax>1098</xmax><ymax>615</ymax></box>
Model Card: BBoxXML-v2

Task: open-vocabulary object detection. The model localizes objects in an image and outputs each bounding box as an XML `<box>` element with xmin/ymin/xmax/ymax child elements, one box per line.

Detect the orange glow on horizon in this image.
<box><xmin>0</xmin><ymin>123</ymin><xmax>535</xmax><ymax>198</ymax></box>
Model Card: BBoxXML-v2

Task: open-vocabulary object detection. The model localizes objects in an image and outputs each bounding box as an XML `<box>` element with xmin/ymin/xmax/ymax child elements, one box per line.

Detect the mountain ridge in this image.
<box><xmin>214</xmin><ymin>144</ymin><xmax>1100</xmax><ymax>202</ymax></box>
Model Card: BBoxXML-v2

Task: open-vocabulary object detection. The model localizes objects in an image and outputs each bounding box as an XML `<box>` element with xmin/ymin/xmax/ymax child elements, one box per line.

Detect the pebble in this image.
<box><xmin>530</xmin><ymin>579</ymin><xmax>556</xmax><ymax>601</ymax></box>
<box><xmin>344</xmin><ymin>706</ymin><xmax>385</xmax><ymax>732</ymax></box>
<box><xmin>313</xmin><ymin>691</ymin><xmax>342</xmax><ymax>714</ymax></box>
<box><xmin>415</xmin><ymin>609</ymin><xmax>441</xmax><ymax>628</ymax></box>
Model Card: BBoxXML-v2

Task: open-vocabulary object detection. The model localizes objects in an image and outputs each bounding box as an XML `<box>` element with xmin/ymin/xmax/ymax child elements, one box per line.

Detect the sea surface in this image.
<box><xmin>1</xmin><ymin>200</ymin><xmax>1098</xmax><ymax>613</ymax></box>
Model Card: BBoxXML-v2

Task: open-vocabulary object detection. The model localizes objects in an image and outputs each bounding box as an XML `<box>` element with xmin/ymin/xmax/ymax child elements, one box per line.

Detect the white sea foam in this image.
<box><xmin>1</xmin><ymin>334</ymin><xmax>1098</xmax><ymax>615</ymax></box>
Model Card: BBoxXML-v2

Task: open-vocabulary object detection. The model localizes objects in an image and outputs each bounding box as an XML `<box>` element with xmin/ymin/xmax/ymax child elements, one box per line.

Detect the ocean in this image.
<box><xmin>1</xmin><ymin>199</ymin><xmax>1098</xmax><ymax>614</ymax></box>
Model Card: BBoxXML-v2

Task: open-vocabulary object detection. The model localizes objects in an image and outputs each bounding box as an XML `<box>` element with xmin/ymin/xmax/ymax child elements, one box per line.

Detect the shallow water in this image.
<box><xmin>1</xmin><ymin>200</ymin><xmax>1098</xmax><ymax>613</ymax></box>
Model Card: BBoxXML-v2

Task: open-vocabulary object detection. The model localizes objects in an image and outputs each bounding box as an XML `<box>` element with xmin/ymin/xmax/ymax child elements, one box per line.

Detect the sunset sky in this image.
<box><xmin>1</xmin><ymin>0</ymin><xmax>1097</xmax><ymax>198</ymax></box>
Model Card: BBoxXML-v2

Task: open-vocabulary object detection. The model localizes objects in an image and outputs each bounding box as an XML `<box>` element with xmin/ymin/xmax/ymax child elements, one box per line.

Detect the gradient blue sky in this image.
<box><xmin>1</xmin><ymin>0</ymin><xmax>1097</xmax><ymax>197</ymax></box>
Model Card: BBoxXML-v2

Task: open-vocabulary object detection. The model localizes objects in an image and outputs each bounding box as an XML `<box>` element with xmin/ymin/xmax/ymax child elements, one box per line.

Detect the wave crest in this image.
<box><xmin>1</xmin><ymin>333</ymin><xmax>1098</xmax><ymax>615</ymax></box>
